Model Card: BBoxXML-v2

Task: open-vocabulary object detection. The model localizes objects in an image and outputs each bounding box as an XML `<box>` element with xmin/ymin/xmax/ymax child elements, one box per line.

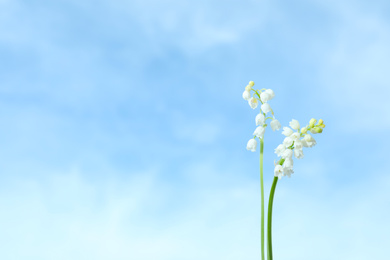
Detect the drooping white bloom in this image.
<box><xmin>274</xmin><ymin>144</ymin><xmax>286</xmax><ymax>157</ymax></box>
<box><xmin>265</xmin><ymin>89</ymin><xmax>275</xmax><ymax>100</ymax></box>
<box><xmin>246</xmin><ymin>139</ymin><xmax>258</xmax><ymax>152</ymax></box>
<box><xmin>255</xmin><ymin>113</ymin><xmax>266</xmax><ymax>126</ymax></box>
<box><xmin>294</xmin><ymin>139</ymin><xmax>303</xmax><ymax>149</ymax></box>
<box><xmin>281</xmin><ymin>149</ymin><xmax>293</xmax><ymax>159</ymax></box>
<box><xmin>260</xmin><ymin>91</ymin><xmax>271</xmax><ymax>102</ymax></box>
<box><xmin>261</xmin><ymin>103</ymin><xmax>271</xmax><ymax>114</ymax></box>
<box><xmin>290</xmin><ymin>132</ymin><xmax>300</xmax><ymax>141</ymax></box>
<box><xmin>289</xmin><ymin>119</ymin><xmax>300</xmax><ymax>130</ymax></box>
<box><xmin>253</xmin><ymin>126</ymin><xmax>266</xmax><ymax>138</ymax></box>
<box><xmin>242</xmin><ymin>90</ymin><xmax>251</xmax><ymax>100</ymax></box>
<box><xmin>283</xmin><ymin>136</ymin><xmax>293</xmax><ymax>147</ymax></box>
<box><xmin>284</xmin><ymin>157</ymin><xmax>294</xmax><ymax>167</ymax></box>
<box><xmin>248</xmin><ymin>97</ymin><xmax>258</xmax><ymax>109</ymax></box>
<box><xmin>283</xmin><ymin>165</ymin><xmax>294</xmax><ymax>177</ymax></box>
<box><xmin>282</xmin><ymin>127</ymin><xmax>294</xmax><ymax>137</ymax></box>
<box><xmin>270</xmin><ymin>119</ymin><xmax>281</xmax><ymax>131</ymax></box>
<box><xmin>303</xmin><ymin>134</ymin><xmax>316</xmax><ymax>148</ymax></box>
<box><xmin>274</xmin><ymin>165</ymin><xmax>283</xmax><ymax>179</ymax></box>
<box><xmin>294</xmin><ymin>148</ymin><xmax>304</xmax><ymax>159</ymax></box>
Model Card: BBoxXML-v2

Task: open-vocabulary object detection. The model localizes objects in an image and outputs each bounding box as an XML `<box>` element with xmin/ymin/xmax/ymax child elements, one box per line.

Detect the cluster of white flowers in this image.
<box><xmin>242</xmin><ymin>81</ymin><xmax>282</xmax><ymax>152</ymax></box>
<box><xmin>274</xmin><ymin>118</ymin><xmax>325</xmax><ymax>179</ymax></box>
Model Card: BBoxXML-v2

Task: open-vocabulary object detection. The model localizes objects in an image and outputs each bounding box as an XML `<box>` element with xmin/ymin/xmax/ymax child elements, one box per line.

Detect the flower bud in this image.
<box><xmin>320</xmin><ymin>124</ymin><xmax>325</xmax><ymax>128</ymax></box>
<box><xmin>248</xmin><ymin>81</ymin><xmax>255</xmax><ymax>87</ymax></box>
<box><xmin>301</xmin><ymin>127</ymin><xmax>308</xmax><ymax>134</ymax></box>
<box><xmin>318</xmin><ymin>119</ymin><xmax>324</xmax><ymax>125</ymax></box>
<box><xmin>309</xmin><ymin>118</ymin><xmax>317</xmax><ymax>128</ymax></box>
<box><xmin>311</xmin><ymin>126</ymin><xmax>323</xmax><ymax>134</ymax></box>
<box><xmin>245</xmin><ymin>85</ymin><xmax>252</xmax><ymax>91</ymax></box>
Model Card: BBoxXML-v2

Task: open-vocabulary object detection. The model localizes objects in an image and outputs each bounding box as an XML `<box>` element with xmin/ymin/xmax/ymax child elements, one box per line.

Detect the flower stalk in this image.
<box><xmin>267</xmin><ymin>176</ymin><xmax>278</xmax><ymax>260</ymax></box>
<box><xmin>260</xmin><ymin>138</ymin><xmax>265</xmax><ymax>260</ymax></box>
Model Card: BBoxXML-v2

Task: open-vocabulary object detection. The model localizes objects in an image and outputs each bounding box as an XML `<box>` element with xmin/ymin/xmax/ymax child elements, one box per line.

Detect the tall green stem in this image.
<box><xmin>267</xmin><ymin>177</ymin><xmax>278</xmax><ymax>260</ymax></box>
<box><xmin>260</xmin><ymin>138</ymin><xmax>265</xmax><ymax>260</ymax></box>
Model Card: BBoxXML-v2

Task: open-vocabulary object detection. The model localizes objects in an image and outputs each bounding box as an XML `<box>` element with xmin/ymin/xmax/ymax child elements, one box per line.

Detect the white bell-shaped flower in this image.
<box><xmin>274</xmin><ymin>165</ymin><xmax>283</xmax><ymax>179</ymax></box>
<box><xmin>294</xmin><ymin>148</ymin><xmax>304</xmax><ymax>159</ymax></box>
<box><xmin>246</xmin><ymin>139</ymin><xmax>258</xmax><ymax>152</ymax></box>
<box><xmin>283</xmin><ymin>137</ymin><xmax>293</xmax><ymax>147</ymax></box>
<box><xmin>282</xmin><ymin>127</ymin><xmax>293</xmax><ymax>137</ymax></box>
<box><xmin>253</xmin><ymin>126</ymin><xmax>266</xmax><ymax>138</ymax></box>
<box><xmin>281</xmin><ymin>149</ymin><xmax>293</xmax><ymax>159</ymax></box>
<box><xmin>260</xmin><ymin>92</ymin><xmax>271</xmax><ymax>102</ymax></box>
<box><xmin>242</xmin><ymin>90</ymin><xmax>251</xmax><ymax>100</ymax></box>
<box><xmin>256</xmin><ymin>113</ymin><xmax>265</xmax><ymax>126</ymax></box>
<box><xmin>303</xmin><ymin>134</ymin><xmax>316</xmax><ymax>148</ymax></box>
<box><xmin>289</xmin><ymin>119</ymin><xmax>300</xmax><ymax>130</ymax></box>
<box><xmin>265</xmin><ymin>89</ymin><xmax>275</xmax><ymax>100</ymax></box>
<box><xmin>261</xmin><ymin>103</ymin><xmax>271</xmax><ymax>114</ymax></box>
<box><xmin>274</xmin><ymin>144</ymin><xmax>286</xmax><ymax>157</ymax></box>
<box><xmin>270</xmin><ymin>119</ymin><xmax>281</xmax><ymax>131</ymax></box>
<box><xmin>248</xmin><ymin>97</ymin><xmax>258</xmax><ymax>109</ymax></box>
<box><xmin>283</xmin><ymin>165</ymin><xmax>294</xmax><ymax>177</ymax></box>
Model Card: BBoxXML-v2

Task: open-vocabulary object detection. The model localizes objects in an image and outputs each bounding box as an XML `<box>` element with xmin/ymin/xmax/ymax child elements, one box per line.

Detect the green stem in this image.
<box><xmin>260</xmin><ymin>138</ymin><xmax>265</xmax><ymax>260</ymax></box>
<box><xmin>267</xmin><ymin>177</ymin><xmax>278</xmax><ymax>260</ymax></box>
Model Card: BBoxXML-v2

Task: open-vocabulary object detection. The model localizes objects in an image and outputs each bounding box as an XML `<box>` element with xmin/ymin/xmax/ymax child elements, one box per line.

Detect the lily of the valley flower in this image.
<box><xmin>248</xmin><ymin>97</ymin><xmax>258</xmax><ymax>109</ymax></box>
<box><xmin>242</xmin><ymin>90</ymin><xmax>251</xmax><ymax>100</ymax></box>
<box><xmin>265</xmin><ymin>89</ymin><xmax>275</xmax><ymax>100</ymax></box>
<box><xmin>261</xmin><ymin>103</ymin><xmax>271</xmax><ymax>114</ymax></box>
<box><xmin>294</xmin><ymin>148</ymin><xmax>304</xmax><ymax>159</ymax></box>
<box><xmin>274</xmin><ymin>165</ymin><xmax>283</xmax><ymax>179</ymax></box>
<box><xmin>270</xmin><ymin>119</ymin><xmax>281</xmax><ymax>131</ymax></box>
<box><xmin>246</xmin><ymin>138</ymin><xmax>258</xmax><ymax>152</ymax></box>
<box><xmin>256</xmin><ymin>113</ymin><xmax>266</xmax><ymax>126</ymax></box>
<box><xmin>289</xmin><ymin>119</ymin><xmax>300</xmax><ymax>130</ymax></box>
<box><xmin>282</xmin><ymin>127</ymin><xmax>293</xmax><ymax>137</ymax></box>
<box><xmin>253</xmin><ymin>126</ymin><xmax>266</xmax><ymax>138</ymax></box>
<box><xmin>274</xmin><ymin>144</ymin><xmax>286</xmax><ymax>157</ymax></box>
<box><xmin>302</xmin><ymin>133</ymin><xmax>316</xmax><ymax>147</ymax></box>
<box><xmin>283</xmin><ymin>136</ymin><xmax>293</xmax><ymax>147</ymax></box>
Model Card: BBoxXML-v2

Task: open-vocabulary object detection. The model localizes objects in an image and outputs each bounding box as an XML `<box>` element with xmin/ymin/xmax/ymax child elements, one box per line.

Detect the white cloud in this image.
<box><xmin>0</xmin><ymin>160</ymin><xmax>389</xmax><ymax>260</ymax></box>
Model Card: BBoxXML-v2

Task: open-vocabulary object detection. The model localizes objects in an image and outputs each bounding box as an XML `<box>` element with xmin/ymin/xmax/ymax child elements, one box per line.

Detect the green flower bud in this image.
<box><xmin>248</xmin><ymin>81</ymin><xmax>255</xmax><ymax>87</ymax></box>
<box><xmin>318</xmin><ymin>119</ymin><xmax>324</xmax><ymax>125</ymax></box>
<box><xmin>311</xmin><ymin>126</ymin><xmax>323</xmax><ymax>134</ymax></box>
<box><xmin>309</xmin><ymin>118</ymin><xmax>317</xmax><ymax>128</ymax></box>
<box><xmin>301</xmin><ymin>126</ymin><xmax>308</xmax><ymax>134</ymax></box>
<box><xmin>320</xmin><ymin>124</ymin><xmax>325</xmax><ymax>128</ymax></box>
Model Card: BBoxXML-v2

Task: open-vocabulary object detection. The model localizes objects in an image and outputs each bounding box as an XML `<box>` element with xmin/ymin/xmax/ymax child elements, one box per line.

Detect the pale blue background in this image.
<box><xmin>0</xmin><ymin>0</ymin><xmax>389</xmax><ymax>259</ymax></box>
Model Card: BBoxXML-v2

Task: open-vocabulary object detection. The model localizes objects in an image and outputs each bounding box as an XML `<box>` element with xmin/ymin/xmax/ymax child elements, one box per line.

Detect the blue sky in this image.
<box><xmin>1</xmin><ymin>0</ymin><xmax>390</xmax><ymax>259</ymax></box>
